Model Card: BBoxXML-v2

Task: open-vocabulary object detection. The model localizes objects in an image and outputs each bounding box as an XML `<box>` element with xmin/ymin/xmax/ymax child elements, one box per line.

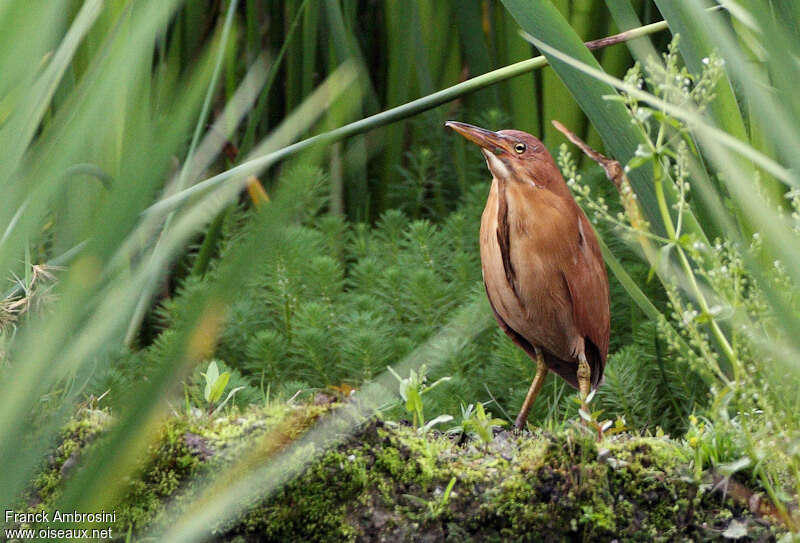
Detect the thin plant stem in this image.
<box><xmin>145</xmin><ymin>19</ymin><xmax>674</xmax><ymax>218</ymax></box>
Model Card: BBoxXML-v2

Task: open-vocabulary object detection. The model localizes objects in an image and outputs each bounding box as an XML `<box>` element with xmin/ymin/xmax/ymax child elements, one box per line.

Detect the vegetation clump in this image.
<box><xmin>25</xmin><ymin>404</ymin><xmax>786</xmax><ymax>542</ymax></box>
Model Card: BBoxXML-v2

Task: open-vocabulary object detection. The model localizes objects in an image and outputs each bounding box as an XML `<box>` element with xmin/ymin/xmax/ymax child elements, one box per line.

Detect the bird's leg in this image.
<box><xmin>577</xmin><ymin>352</ymin><xmax>592</xmax><ymax>417</ymax></box>
<box><xmin>514</xmin><ymin>348</ymin><xmax>548</xmax><ymax>431</ymax></box>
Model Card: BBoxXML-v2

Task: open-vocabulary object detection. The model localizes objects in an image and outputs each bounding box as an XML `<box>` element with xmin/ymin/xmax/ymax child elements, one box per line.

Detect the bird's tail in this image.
<box><xmin>544</xmin><ymin>339</ymin><xmax>605</xmax><ymax>390</ymax></box>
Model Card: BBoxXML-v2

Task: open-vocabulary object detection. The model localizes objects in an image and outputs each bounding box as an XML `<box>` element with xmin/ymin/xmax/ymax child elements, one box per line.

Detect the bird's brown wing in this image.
<box><xmin>561</xmin><ymin>212</ymin><xmax>610</xmax><ymax>388</ymax></box>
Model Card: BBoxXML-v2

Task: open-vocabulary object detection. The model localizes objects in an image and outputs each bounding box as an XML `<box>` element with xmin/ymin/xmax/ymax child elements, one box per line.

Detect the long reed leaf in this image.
<box><xmin>501</xmin><ymin>0</ymin><xmax>663</xmax><ymax>230</ymax></box>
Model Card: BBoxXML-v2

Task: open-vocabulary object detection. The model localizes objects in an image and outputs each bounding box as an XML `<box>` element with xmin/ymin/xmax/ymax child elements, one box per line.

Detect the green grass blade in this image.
<box><xmin>283</xmin><ymin>0</ymin><xmax>303</xmax><ymax>114</ymax></box>
<box><xmin>0</xmin><ymin>0</ymin><xmax>102</xmax><ymax>182</ymax></box>
<box><xmin>493</xmin><ymin>3</ymin><xmax>539</xmax><ymax>135</ymax></box>
<box><xmin>0</xmin><ymin>0</ymin><xmax>189</xmax><ymax>502</ymax></box>
<box><xmin>240</xmin><ymin>0</ymin><xmax>309</xmax><ymax>155</ymax></box>
<box><xmin>125</xmin><ymin>53</ymin><xmax>268</xmax><ymax>346</ymax></box>
<box><xmin>652</xmin><ymin>1</ymin><xmax>749</xmax><ymax>144</ymax></box>
<box><xmin>301</xmin><ymin>0</ymin><xmax>320</xmax><ymax>99</ymax></box>
<box><xmin>451</xmin><ymin>0</ymin><xmax>498</xmax><ymax>113</ymax></box>
<box><xmin>323</xmin><ymin>0</ymin><xmax>379</xmax><ymax>112</ymax></box>
<box><xmin>0</xmin><ymin>0</ymin><xmax>63</xmax><ymax>101</ymax></box>
<box><xmin>541</xmin><ymin>0</ymin><xmax>583</xmax><ymax>149</ymax></box>
<box><xmin>597</xmin><ymin>235</ymin><xmax>696</xmax><ymax>367</ymax></box>
<box><xmin>123</xmin><ymin>0</ymin><xmax>241</xmax><ymax>344</ymax></box>
<box><xmin>378</xmin><ymin>0</ymin><xmax>415</xmax><ymax>212</ymax></box>
<box><xmin>178</xmin><ymin>0</ymin><xmax>239</xmax><ymax>194</ymax></box>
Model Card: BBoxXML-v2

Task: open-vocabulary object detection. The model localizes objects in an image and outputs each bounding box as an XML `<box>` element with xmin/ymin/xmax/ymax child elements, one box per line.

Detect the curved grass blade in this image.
<box><xmin>0</xmin><ymin>0</ymin><xmax>195</xmax><ymax>503</ymax></box>
<box><xmin>0</xmin><ymin>0</ymin><xmax>103</xmax><ymax>177</ymax></box>
<box><xmin>47</xmin><ymin>65</ymin><xmax>358</xmax><ymax>516</ymax></box>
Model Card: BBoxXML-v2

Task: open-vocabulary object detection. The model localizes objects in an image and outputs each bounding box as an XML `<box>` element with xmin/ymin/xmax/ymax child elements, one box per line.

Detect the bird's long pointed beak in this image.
<box><xmin>445</xmin><ymin>121</ymin><xmax>509</xmax><ymax>154</ymax></box>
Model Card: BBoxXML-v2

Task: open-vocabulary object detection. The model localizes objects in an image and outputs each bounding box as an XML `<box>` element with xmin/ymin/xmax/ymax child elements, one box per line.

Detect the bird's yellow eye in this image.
<box><xmin>514</xmin><ymin>143</ymin><xmax>526</xmax><ymax>154</ymax></box>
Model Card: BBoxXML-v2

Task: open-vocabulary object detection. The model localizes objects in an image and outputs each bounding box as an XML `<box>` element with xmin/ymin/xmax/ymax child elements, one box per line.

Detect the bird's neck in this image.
<box><xmin>493</xmin><ymin>177</ymin><xmax>516</xmax><ymax>291</ymax></box>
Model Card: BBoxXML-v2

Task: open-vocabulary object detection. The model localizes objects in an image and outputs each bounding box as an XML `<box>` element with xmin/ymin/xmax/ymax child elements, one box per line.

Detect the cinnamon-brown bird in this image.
<box><xmin>445</xmin><ymin>121</ymin><xmax>610</xmax><ymax>430</ymax></box>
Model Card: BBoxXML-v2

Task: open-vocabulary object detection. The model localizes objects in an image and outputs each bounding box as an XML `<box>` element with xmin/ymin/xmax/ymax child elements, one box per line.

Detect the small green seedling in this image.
<box><xmin>202</xmin><ymin>360</ymin><xmax>244</xmax><ymax>416</ymax></box>
<box><xmin>388</xmin><ymin>364</ymin><xmax>452</xmax><ymax>432</ymax></box>
<box><xmin>403</xmin><ymin>476</ymin><xmax>457</xmax><ymax>520</ymax></box>
<box><xmin>574</xmin><ymin>389</ymin><xmax>625</xmax><ymax>440</ymax></box>
<box><xmin>450</xmin><ymin>402</ymin><xmax>507</xmax><ymax>451</ymax></box>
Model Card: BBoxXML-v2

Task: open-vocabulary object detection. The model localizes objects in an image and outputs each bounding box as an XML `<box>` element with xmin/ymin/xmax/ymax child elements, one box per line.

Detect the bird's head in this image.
<box><xmin>445</xmin><ymin>121</ymin><xmax>566</xmax><ymax>194</ymax></box>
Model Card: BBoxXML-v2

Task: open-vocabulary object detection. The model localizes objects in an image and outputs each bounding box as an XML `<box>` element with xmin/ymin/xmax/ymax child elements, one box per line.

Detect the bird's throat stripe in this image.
<box><xmin>496</xmin><ymin>182</ymin><xmax>520</xmax><ymax>303</ymax></box>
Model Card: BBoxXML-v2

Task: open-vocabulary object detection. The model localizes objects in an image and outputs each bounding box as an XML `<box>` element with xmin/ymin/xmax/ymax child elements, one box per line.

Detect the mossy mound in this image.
<box><xmin>29</xmin><ymin>403</ymin><xmax>783</xmax><ymax>542</ymax></box>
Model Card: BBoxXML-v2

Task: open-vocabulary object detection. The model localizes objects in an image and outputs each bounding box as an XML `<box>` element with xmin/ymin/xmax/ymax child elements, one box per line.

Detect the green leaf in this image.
<box><xmin>652</xmin><ymin>2</ymin><xmax>749</xmax><ymax>145</ymax></box>
<box><xmin>211</xmin><ymin>386</ymin><xmax>246</xmax><ymax>416</ymax></box>
<box><xmin>0</xmin><ymin>0</ymin><xmax>103</xmax><ymax>179</ymax></box>
<box><xmin>443</xmin><ymin>476</ymin><xmax>457</xmax><ymax>502</ymax></box>
<box><xmin>419</xmin><ymin>414</ymin><xmax>453</xmax><ymax>434</ymax></box>
<box><xmin>450</xmin><ymin>0</ymin><xmax>497</xmax><ymax>113</ymax></box>
<box><xmin>209</xmin><ymin>372</ymin><xmax>231</xmax><ymax>405</ymax></box>
<box><xmin>658</xmin><ymin>243</ymin><xmax>675</xmax><ymax>275</ymax></box>
<box><xmin>493</xmin><ymin>3</ymin><xmax>540</xmax><ymax>135</ymax></box>
<box><xmin>206</xmin><ymin>361</ymin><xmax>220</xmax><ymax>383</ymax></box>
<box><xmin>202</xmin><ymin>361</ymin><xmax>220</xmax><ymax>403</ymax></box>
<box><xmin>651</xmin><ymin>111</ymin><xmax>683</xmax><ymax>131</ymax></box>
<box><xmin>422</xmin><ymin>375</ymin><xmax>451</xmax><ymax>395</ymax></box>
<box><xmin>626</xmin><ymin>155</ymin><xmax>653</xmax><ymax>171</ymax></box>
<box><xmin>405</xmin><ymin>385</ymin><xmax>423</xmax><ymax>418</ymax></box>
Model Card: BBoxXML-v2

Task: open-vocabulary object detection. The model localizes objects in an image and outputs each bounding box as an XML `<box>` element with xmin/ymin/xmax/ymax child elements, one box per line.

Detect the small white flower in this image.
<box><xmin>702</xmin><ymin>57</ymin><xmax>710</xmax><ymax>65</ymax></box>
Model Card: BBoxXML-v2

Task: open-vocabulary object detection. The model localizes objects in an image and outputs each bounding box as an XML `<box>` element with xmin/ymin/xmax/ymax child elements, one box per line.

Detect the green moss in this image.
<box><xmin>114</xmin><ymin>417</ymin><xmax>201</xmax><ymax>531</ymax></box>
<box><xmin>372</xmin><ymin>425</ymin><xmax>449</xmax><ymax>490</ymax></box>
<box><xmin>32</xmin><ymin>406</ymin><xmax>785</xmax><ymax>542</ymax></box>
<box><xmin>233</xmin><ymin>449</ymin><xmax>366</xmax><ymax>542</ymax></box>
<box><xmin>34</xmin><ymin>408</ymin><xmax>113</xmax><ymax>500</ymax></box>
